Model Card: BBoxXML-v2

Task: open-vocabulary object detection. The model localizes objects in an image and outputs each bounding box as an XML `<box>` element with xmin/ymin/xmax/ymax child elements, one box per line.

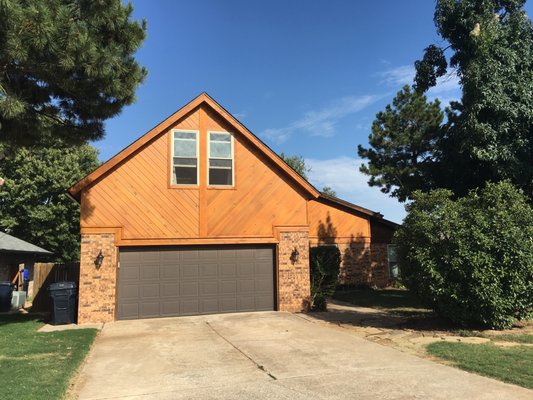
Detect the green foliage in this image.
<box><xmin>280</xmin><ymin>152</ymin><xmax>310</xmax><ymax>179</ymax></box>
<box><xmin>0</xmin><ymin>314</ymin><xmax>97</xmax><ymax>400</ymax></box>
<box><xmin>394</xmin><ymin>181</ymin><xmax>533</xmax><ymax>329</ymax></box>
<box><xmin>310</xmin><ymin>246</ymin><xmax>341</xmax><ymax>310</ymax></box>
<box><xmin>0</xmin><ymin>143</ymin><xmax>100</xmax><ymax>261</ymax></box>
<box><xmin>359</xmin><ymin>1</ymin><xmax>533</xmax><ymax>201</ymax></box>
<box><xmin>427</xmin><ymin>341</ymin><xmax>533</xmax><ymax>389</ymax></box>
<box><xmin>0</xmin><ymin>0</ymin><xmax>147</xmax><ymax>148</ymax></box>
<box><xmin>321</xmin><ymin>186</ymin><xmax>337</xmax><ymax>197</ymax></box>
<box><xmin>357</xmin><ymin>86</ymin><xmax>444</xmax><ymax>202</ymax></box>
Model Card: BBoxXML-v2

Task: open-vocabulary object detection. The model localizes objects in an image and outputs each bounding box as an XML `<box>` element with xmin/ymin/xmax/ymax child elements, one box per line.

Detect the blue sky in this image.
<box><xmin>100</xmin><ymin>1</ymin><xmax>532</xmax><ymax>223</ymax></box>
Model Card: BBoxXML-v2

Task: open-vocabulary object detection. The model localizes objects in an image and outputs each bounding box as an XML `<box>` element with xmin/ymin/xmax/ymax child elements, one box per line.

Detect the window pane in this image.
<box><xmin>174</xmin><ymin>166</ymin><xmax>197</xmax><ymax>185</ymax></box>
<box><xmin>174</xmin><ymin>139</ymin><xmax>196</xmax><ymax>157</ymax></box>
<box><xmin>210</xmin><ymin>132</ymin><xmax>231</xmax><ymax>142</ymax></box>
<box><xmin>209</xmin><ymin>159</ymin><xmax>232</xmax><ymax>168</ymax></box>
<box><xmin>174</xmin><ymin>131</ymin><xmax>196</xmax><ymax>140</ymax></box>
<box><xmin>210</xmin><ymin>142</ymin><xmax>231</xmax><ymax>158</ymax></box>
<box><xmin>209</xmin><ymin>168</ymin><xmax>232</xmax><ymax>185</ymax></box>
<box><xmin>174</xmin><ymin>157</ymin><xmax>196</xmax><ymax>167</ymax></box>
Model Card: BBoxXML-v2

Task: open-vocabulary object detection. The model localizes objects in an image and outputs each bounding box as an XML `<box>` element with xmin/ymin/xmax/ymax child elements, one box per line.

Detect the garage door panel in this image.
<box><xmin>180</xmin><ymin>264</ymin><xmax>199</xmax><ymax>278</ymax></box>
<box><xmin>180</xmin><ymin>281</ymin><xmax>199</xmax><ymax>296</ymax></box>
<box><xmin>121</xmin><ymin>265</ymin><xmax>140</xmax><ymax>281</ymax></box>
<box><xmin>141</xmin><ymin>265</ymin><xmax>160</xmax><ymax>280</ymax></box>
<box><xmin>141</xmin><ymin>283</ymin><xmax>160</xmax><ymax>298</ymax></box>
<box><xmin>200</xmin><ymin>281</ymin><xmax>218</xmax><ymax>295</ymax></box>
<box><xmin>118</xmin><ymin>245</ymin><xmax>275</xmax><ymax>320</ymax></box>
<box><xmin>141</xmin><ymin>302</ymin><xmax>160</xmax><ymax>317</ymax></box>
<box><xmin>161</xmin><ymin>265</ymin><xmax>179</xmax><ymax>279</ymax></box>
<box><xmin>181</xmin><ymin>300</ymin><xmax>199</xmax><ymax>315</ymax></box>
<box><xmin>161</xmin><ymin>282</ymin><xmax>179</xmax><ymax>297</ymax></box>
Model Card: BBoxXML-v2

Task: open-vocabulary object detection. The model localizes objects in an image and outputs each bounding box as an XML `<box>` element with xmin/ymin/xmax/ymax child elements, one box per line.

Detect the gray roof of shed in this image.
<box><xmin>0</xmin><ymin>232</ymin><xmax>52</xmax><ymax>255</ymax></box>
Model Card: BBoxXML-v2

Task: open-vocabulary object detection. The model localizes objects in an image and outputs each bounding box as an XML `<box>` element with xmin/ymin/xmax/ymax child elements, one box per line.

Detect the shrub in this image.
<box><xmin>394</xmin><ymin>181</ymin><xmax>533</xmax><ymax>329</ymax></box>
<box><xmin>310</xmin><ymin>246</ymin><xmax>341</xmax><ymax>311</ymax></box>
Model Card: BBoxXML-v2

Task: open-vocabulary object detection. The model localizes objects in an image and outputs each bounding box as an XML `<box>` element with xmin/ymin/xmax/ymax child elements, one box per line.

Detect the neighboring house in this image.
<box><xmin>68</xmin><ymin>93</ymin><xmax>397</xmax><ymax>324</ymax></box>
<box><xmin>0</xmin><ymin>232</ymin><xmax>52</xmax><ymax>296</ymax></box>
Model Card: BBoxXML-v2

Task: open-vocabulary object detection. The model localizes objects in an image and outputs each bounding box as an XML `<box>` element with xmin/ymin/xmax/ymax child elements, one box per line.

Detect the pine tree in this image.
<box><xmin>0</xmin><ymin>0</ymin><xmax>147</xmax><ymax>149</ymax></box>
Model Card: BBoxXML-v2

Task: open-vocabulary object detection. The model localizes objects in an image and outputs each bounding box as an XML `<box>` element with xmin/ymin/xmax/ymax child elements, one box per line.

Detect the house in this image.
<box><xmin>68</xmin><ymin>93</ymin><xmax>397</xmax><ymax>324</ymax></box>
<box><xmin>0</xmin><ymin>232</ymin><xmax>52</xmax><ymax>297</ymax></box>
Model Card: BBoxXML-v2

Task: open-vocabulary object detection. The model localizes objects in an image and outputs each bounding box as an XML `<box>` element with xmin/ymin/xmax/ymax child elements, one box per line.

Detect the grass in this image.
<box><xmin>427</xmin><ymin>341</ymin><xmax>533</xmax><ymax>389</ymax></box>
<box><xmin>333</xmin><ymin>288</ymin><xmax>432</xmax><ymax>314</ymax></box>
<box><xmin>0</xmin><ymin>314</ymin><xmax>97</xmax><ymax>400</ymax></box>
<box><xmin>456</xmin><ymin>330</ymin><xmax>533</xmax><ymax>344</ymax></box>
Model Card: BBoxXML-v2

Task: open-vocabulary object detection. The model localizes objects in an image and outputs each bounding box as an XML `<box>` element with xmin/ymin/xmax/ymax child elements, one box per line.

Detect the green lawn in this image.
<box><xmin>0</xmin><ymin>314</ymin><xmax>97</xmax><ymax>400</ymax></box>
<box><xmin>427</xmin><ymin>341</ymin><xmax>533</xmax><ymax>389</ymax></box>
<box><xmin>333</xmin><ymin>288</ymin><xmax>431</xmax><ymax>314</ymax></box>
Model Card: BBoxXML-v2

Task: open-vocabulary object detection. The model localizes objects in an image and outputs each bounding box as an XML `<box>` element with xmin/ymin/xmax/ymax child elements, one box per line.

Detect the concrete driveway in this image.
<box><xmin>74</xmin><ymin>312</ymin><xmax>531</xmax><ymax>400</ymax></box>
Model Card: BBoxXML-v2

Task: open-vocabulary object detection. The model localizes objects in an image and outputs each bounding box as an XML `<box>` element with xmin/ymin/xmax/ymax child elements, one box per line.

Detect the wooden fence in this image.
<box><xmin>32</xmin><ymin>262</ymin><xmax>80</xmax><ymax>312</ymax></box>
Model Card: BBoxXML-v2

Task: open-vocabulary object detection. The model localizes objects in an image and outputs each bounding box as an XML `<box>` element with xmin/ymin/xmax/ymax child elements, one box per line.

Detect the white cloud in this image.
<box><xmin>306</xmin><ymin>156</ymin><xmax>406</xmax><ymax>223</ymax></box>
<box><xmin>261</xmin><ymin>95</ymin><xmax>380</xmax><ymax>144</ymax></box>
<box><xmin>378</xmin><ymin>65</ymin><xmax>461</xmax><ymax>105</ymax></box>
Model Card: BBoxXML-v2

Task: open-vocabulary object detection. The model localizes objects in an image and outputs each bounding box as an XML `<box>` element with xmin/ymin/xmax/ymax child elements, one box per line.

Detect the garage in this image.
<box><xmin>117</xmin><ymin>245</ymin><xmax>275</xmax><ymax>320</ymax></box>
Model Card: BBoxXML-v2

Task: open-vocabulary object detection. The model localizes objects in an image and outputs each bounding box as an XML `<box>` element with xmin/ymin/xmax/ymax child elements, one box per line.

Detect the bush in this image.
<box><xmin>394</xmin><ymin>181</ymin><xmax>533</xmax><ymax>329</ymax></box>
<box><xmin>310</xmin><ymin>246</ymin><xmax>341</xmax><ymax>311</ymax></box>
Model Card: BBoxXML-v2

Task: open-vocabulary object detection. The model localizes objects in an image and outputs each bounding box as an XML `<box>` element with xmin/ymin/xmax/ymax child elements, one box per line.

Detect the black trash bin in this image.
<box><xmin>0</xmin><ymin>282</ymin><xmax>13</xmax><ymax>312</ymax></box>
<box><xmin>49</xmin><ymin>281</ymin><xmax>77</xmax><ymax>325</ymax></box>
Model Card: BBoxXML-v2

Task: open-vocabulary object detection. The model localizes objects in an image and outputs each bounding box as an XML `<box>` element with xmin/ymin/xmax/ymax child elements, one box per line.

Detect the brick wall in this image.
<box><xmin>78</xmin><ymin>233</ymin><xmax>117</xmax><ymax>324</ymax></box>
<box><xmin>310</xmin><ymin>239</ymin><xmax>390</xmax><ymax>288</ymax></box>
<box><xmin>277</xmin><ymin>229</ymin><xmax>311</xmax><ymax>312</ymax></box>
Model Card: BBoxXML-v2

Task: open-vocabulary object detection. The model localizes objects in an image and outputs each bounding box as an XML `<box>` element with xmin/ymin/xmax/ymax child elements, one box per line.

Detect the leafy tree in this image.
<box><xmin>394</xmin><ymin>181</ymin><xmax>533</xmax><ymax>329</ymax></box>
<box><xmin>0</xmin><ymin>143</ymin><xmax>100</xmax><ymax>261</ymax></box>
<box><xmin>321</xmin><ymin>186</ymin><xmax>337</xmax><ymax>197</ymax></box>
<box><xmin>0</xmin><ymin>0</ymin><xmax>147</xmax><ymax>149</ymax></box>
<box><xmin>359</xmin><ymin>0</ymin><xmax>533</xmax><ymax>201</ymax></box>
<box><xmin>280</xmin><ymin>153</ymin><xmax>310</xmax><ymax>179</ymax></box>
<box><xmin>310</xmin><ymin>246</ymin><xmax>341</xmax><ymax>311</ymax></box>
<box><xmin>280</xmin><ymin>152</ymin><xmax>338</xmax><ymax>195</ymax></box>
<box><xmin>357</xmin><ymin>86</ymin><xmax>444</xmax><ymax>202</ymax></box>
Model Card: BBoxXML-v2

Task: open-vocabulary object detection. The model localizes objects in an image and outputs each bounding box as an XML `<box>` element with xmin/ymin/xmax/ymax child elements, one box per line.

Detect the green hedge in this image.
<box><xmin>394</xmin><ymin>181</ymin><xmax>533</xmax><ymax>329</ymax></box>
<box><xmin>310</xmin><ymin>246</ymin><xmax>341</xmax><ymax>310</ymax></box>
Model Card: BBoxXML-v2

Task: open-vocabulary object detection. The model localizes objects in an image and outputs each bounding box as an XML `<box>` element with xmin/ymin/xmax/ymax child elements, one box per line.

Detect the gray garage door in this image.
<box><xmin>117</xmin><ymin>245</ymin><xmax>275</xmax><ymax>320</ymax></box>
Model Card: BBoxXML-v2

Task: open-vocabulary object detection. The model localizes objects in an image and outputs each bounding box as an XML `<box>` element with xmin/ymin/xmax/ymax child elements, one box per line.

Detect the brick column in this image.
<box><xmin>78</xmin><ymin>233</ymin><xmax>118</xmax><ymax>323</ymax></box>
<box><xmin>276</xmin><ymin>227</ymin><xmax>310</xmax><ymax>312</ymax></box>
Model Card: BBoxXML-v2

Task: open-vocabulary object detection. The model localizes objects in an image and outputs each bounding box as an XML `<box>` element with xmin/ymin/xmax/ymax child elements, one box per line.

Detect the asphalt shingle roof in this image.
<box><xmin>0</xmin><ymin>232</ymin><xmax>52</xmax><ymax>255</ymax></box>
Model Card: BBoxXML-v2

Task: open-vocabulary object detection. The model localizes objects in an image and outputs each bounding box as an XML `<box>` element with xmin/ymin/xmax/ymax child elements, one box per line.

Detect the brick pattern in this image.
<box><xmin>278</xmin><ymin>230</ymin><xmax>311</xmax><ymax>312</ymax></box>
<box><xmin>310</xmin><ymin>240</ymin><xmax>390</xmax><ymax>288</ymax></box>
<box><xmin>78</xmin><ymin>233</ymin><xmax>118</xmax><ymax>323</ymax></box>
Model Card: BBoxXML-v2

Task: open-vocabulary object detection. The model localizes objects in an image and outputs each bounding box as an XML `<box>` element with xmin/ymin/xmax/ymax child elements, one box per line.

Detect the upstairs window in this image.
<box><xmin>208</xmin><ymin>132</ymin><xmax>233</xmax><ymax>186</ymax></box>
<box><xmin>172</xmin><ymin>130</ymin><xmax>198</xmax><ymax>185</ymax></box>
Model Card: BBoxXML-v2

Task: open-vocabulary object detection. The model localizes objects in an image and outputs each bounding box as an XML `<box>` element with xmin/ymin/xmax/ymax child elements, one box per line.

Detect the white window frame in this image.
<box><xmin>207</xmin><ymin>130</ymin><xmax>235</xmax><ymax>187</ymax></box>
<box><xmin>170</xmin><ymin>129</ymin><xmax>199</xmax><ymax>186</ymax></box>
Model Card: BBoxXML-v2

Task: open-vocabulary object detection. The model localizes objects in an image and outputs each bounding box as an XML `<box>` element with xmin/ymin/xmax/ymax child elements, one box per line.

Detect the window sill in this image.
<box><xmin>207</xmin><ymin>186</ymin><xmax>236</xmax><ymax>190</ymax></box>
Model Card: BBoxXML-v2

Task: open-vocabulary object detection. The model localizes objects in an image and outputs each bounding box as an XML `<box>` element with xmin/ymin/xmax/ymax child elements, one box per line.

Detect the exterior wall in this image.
<box><xmin>277</xmin><ymin>228</ymin><xmax>311</xmax><ymax>312</ymax></box>
<box><xmin>81</xmin><ymin>104</ymin><xmax>309</xmax><ymax>242</ymax></box>
<box><xmin>78</xmin><ymin>233</ymin><xmax>118</xmax><ymax>324</ymax></box>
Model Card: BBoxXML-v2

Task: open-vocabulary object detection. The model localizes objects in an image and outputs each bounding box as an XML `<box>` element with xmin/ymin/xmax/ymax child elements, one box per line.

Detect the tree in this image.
<box><xmin>280</xmin><ymin>153</ymin><xmax>310</xmax><ymax>179</ymax></box>
<box><xmin>357</xmin><ymin>86</ymin><xmax>444</xmax><ymax>202</ymax></box>
<box><xmin>280</xmin><ymin>152</ymin><xmax>338</xmax><ymax>195</ymax></box>
<box><xmin>321</xmin><ymin>186</ymin><xmax>337</xmax><ymax>197</ymax></box>
<box><xmin>310</xmin><ymin>246</ymin><xmax>341</xmax><ymax>311</ymax></box>
<box><xmin>0</xmin><ymin>0</ymin><xmax>147</xmax><ymax>149</ymax></box>
<box><xmin>358</xmin><ymin>0</ymin><xmax>533</xmax><ymax>201</ymax></box>
<box><xmin>394</xmin><ymin>181</ymin><xmax>533</xmax><ymax>329</ymax></box>
<box><xmin>0</xmin><ymin>143</ymin><xmax>100</xmax><ymax>261</ymax></box>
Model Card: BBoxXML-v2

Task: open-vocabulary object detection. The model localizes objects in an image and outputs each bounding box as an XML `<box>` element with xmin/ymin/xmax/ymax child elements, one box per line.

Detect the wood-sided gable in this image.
<box><xmin>73</xmin><ymin>94</ymin><xmax>319</xmax><ymax>242</ymax></box>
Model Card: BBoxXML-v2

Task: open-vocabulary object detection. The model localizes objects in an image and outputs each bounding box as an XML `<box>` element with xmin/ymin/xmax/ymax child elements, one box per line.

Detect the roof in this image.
<box><xmin>0</xmin><ymin>232</ymin><xmax>53</xmax><ymax>255</ymax></box>
<box><xmin>67</xmin><ymin>92</ymin><xmax>399</xmax><ymax>227</ymax></box>
<box><xmin>318</xmin><ymin>193</ymin><xmax>399</xmax><ymax>228</ymax></box>
<box><xmin>68</xmin><ymin>92</ymin><xmax>320</xmax><ymax>200</ymax></box>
